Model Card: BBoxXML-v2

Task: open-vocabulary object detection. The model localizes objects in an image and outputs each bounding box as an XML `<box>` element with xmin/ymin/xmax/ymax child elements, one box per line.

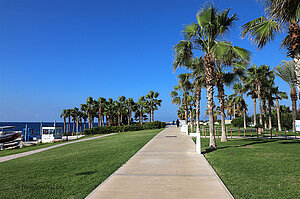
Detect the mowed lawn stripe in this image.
<box><xmin>0</xmin><ymin>129</ymin><xmax>162</xmax><ymax>199</ymax></box>
<box><xmin>198</xmin><ymin>138</ymin><xmax>300</xmax><ymax>199</ymax></box>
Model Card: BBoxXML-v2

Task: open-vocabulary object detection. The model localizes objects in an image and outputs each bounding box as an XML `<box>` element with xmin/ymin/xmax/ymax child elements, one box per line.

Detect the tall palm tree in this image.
<box><xmin>125</xmin><ymin>98</ymin><xmax>135</xmax><ymax>125</ymax></box>
<box><xmin>216</xmin><ymin>66</ymin><xmax>248</xmax><ymax>142</ymax></box>
<box><xmin>272</xmin><ymin>86</ymin><xmax>288</xmax><ymax>131</ymax></box>
<box><xmin>225</xmin><ymin>96</ymin><xmax>234</xmax><ymax>120</ymax></box>
<box><xmin>174</xmin><ymin>5</ymin><xmax>241</xmax><ymax>149</ymax></box>
<box><xmin>97</xmin><ymin>97</ymin><xmax>106</xmax><ymax>127</ymax></box>
<box><xmin>146</xmin><ymin>91</ymin><xmax>162</xmax><ymax>122</ymax></box>
<box><xmin>82</xmin><ymin>97</ymin><xmax>97</xmax><ymax>129</ymax></box>
<box><xmin>65</xmin><ymin>109</ymin><xmax>72</xmax><ymax>133</ymax></box>
<box><xmin>245</xmin><ymin>64</ymin><xmax>263</xmax><ymax>126</ymax></box>
<box><xmin>60</xmin><ymin>109</ymin><xmax>67</xmax><ymax>133</ymax></box>
<box><xmin>137</xmin><ymin>96</ymin><xmax>147</xmax><ymax>125</ymax></box>
<box><xmin>170</xmin><ymin>73</ymin><xmax>192</xmax><ymax>125</ymax></box>
<box><xmin>274</xmin><ymin>60</ymin><xmax>297</xmax><ymax>132</ymax></box>
<box><xmin>118</xmin><ymin>96</ymin><xmax>126</xmax><ymax>125</ymax></box>
<box><xmin>187</xmin><ymin>58</ymin><xmax>206</xmax><ymax>134</ymax></box>
<box><xmin>231</xmin><ymin>83</ymin><xmax>248</xmax><ymax>130</ymax></box>
<box><xmin>242</xmin><ymin>0</ymin><xmax>300</xmax><ymax>84</ymax></box>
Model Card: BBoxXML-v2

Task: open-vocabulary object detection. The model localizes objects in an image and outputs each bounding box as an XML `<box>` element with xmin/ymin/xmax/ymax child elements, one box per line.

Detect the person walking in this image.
<box><xmin>176</xmin><ymin>119</ymin><xmax>180</xmax><ymax>128</ymax></box>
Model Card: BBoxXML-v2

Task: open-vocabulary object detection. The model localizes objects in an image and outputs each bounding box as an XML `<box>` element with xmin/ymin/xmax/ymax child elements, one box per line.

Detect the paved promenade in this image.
<box><xmin>0</xmin><ymin>133</ymin><xmax>116</xmax><ymax>163</ymax></box>
<box><xmin>86</xmin><ymin>126</ymin><xmax>233</xmax><ymax>199</ymax></box>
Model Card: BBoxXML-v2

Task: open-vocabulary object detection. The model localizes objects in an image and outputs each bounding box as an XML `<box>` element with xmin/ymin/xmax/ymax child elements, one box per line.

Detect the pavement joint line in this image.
<box><xmin>0</xmin><ymin>133</ymin><xmax>117</xmax><ymax>163</ymax></box>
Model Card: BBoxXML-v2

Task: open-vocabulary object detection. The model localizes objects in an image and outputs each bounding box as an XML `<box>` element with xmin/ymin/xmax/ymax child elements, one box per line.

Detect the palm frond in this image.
<box><xmin>241</xmin><ymin>16</ymin><xmax>282</xmax><ymax>49</ymax></box>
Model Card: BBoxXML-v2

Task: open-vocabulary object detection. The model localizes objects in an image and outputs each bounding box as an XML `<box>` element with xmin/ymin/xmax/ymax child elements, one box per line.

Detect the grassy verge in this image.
<box><xmin>0</xmin><ymin>134</ymin><xmax>102</xmax><ymax>157</ymax></box>
<box><xmin>196</xmin><ymin>126</ymin><xmax>299</xmax><ymax>137</ymax></box>
<box><xmin>195</xmin><ymin>138</ymin><xmax>300</xmax><ymax>198</ymax></box>
<box><xmin>0</xmin><ymin>129</ymin><xmax>162</xmax><ymax>199</ymax></box>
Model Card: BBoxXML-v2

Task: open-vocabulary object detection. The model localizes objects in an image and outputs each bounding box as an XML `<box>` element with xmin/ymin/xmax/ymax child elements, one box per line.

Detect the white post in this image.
<box><xmin>54</xmin><ymin>120</ymin><xmax>56</xmax><ymax>138</ymax></box>
<box><xmin>40</xmin><ymin>121</ymin><xmax>43</xmax><ymax>136</ymax></box>
<box><xmin>196</xmin><ymin>132</ymin><xmax>201</xmax><ymax>154</ymax></box>
<box><xmin>25</xmin><ymin>124</ymin><xmax>28</xmax><ymax>142</ymax></box>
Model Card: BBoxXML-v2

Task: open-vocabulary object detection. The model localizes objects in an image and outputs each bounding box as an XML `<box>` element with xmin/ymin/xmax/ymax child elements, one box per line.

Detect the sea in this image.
<box><xmin>0</xmin><ymin>122</ymin><xmax>99</xmax><ymax>133</ymax></box>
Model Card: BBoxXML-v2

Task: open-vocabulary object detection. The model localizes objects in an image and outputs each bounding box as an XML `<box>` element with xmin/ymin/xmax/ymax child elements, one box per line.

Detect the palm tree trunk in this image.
<box><xmin>258</xmin><ymin>86</ymin><xmax>263</xmax><ymax>126</ymax></box>
<box><xmin>63</xmin><ymin>117</ymin><xmax>66</xmax><ymax>133</ymax></box>
<box><xmin>294</xmin><ymin>50</ymin><xmax>300</xmax><ymax>92</ymax></box>
<box><xmin>68</xmin><ymin>117</ymin><xmax>71</xmax><ymax>132</ymax></box>
<box><xmin>253</xmin><ymin>98</ymin><xmax>257</xmax><ymax>126</ymax></box>
<box><xmin>140</xmin><ymin>107</ymin><xmax>143</xmax><ymax>125</ymax></box>
<box><xmin>292</xmin><ymin>100</ymin><xmax>297</xmax><ymax>133</ymax></box>
<box><xmin>234</xmin><ymin>102</ymin><xmax>236</xmax><ymax>118</ymax></box>
<box><xmin>98</xmin><ymin>107</ymin><xmax>102</xmax><ymax>127</ymax></box>
<box><xmin>128</xmin><ymin>109</ymin><xmax>131</xmax><ymax>125</ymax></box>
<box><xmin>195</xmin><ymin>89</ymin><xmax>201</xmax><ymax>134</ymax></box>
<box><xmin>151</xmin><ymin>105</ymin><xmax>154</xmax><ymax>122</ymax></box>
<box><xmin>184</xmin><ymin>102</ymin><xmax>188</xmax><ymax>125</ymax></box>
<box><xmin>275</xmin><ymin>99</ymin><xmax>282</xmax><ymax>131</ymax></box>
<box><xmin>216</xmin><ymin>75</ymin><xmax>227</xmax><ymax>142</ymax></box>
<box><xmin>152</xmin><ymin>110</ymin><xmax>154</xmax><ymax>122</ymax></box>
<box><xmin>243</xmin><ymin>111</ymin><xmax>246</xmax><ymax>130</ymax></box>
<box><xmin>262</xmin><ymin>100</ymin><xmax>267</xmax><ymax>129</ymax></box>
<box><xmin>73</xmin><ymin>120</ymin><xmax>75</xmax><ymax>132</ymax></box>
<box><xmin>268</xmin><ymin>99</ymin><xmax>272</xmax><ymax>129</ymax></box>
<box><xmin>204</xmin><ymin>53</ymin><xmax>216</xmax><ymax>149</ymax></box>
<box><xmin>190</xmin><ymin>107</ymin><xmax>193</xmax><ymax>133</ymax></box>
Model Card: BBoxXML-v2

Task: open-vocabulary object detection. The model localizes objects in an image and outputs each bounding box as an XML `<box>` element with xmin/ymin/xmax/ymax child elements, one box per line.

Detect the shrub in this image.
<box><xmin>231</xmin><ymin>116</ymin><xmax>251</xmax><ymax>127</ymax></box>
<box><xmin>83</xmin><ymin>121</ymin><xmax>165</xmax><ymax>135</ymax></box>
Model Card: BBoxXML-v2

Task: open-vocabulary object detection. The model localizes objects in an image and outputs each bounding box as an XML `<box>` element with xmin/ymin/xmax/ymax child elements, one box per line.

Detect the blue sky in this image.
<box><xmin>0</xmin><ymin>0</ymin><xmax>292</xmax><ymax>122</ymax></box>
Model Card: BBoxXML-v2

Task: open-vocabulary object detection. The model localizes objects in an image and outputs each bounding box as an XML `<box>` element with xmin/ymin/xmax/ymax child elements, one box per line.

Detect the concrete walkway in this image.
<box><xmin>0</xmin><ymin>133</ymin><xmax>116</xmax><ymax>163</ymax></box>
<box><xmin>86</xmin><ymin>126</ymin><xmax>233</xmax><ymax>199</ymax></box>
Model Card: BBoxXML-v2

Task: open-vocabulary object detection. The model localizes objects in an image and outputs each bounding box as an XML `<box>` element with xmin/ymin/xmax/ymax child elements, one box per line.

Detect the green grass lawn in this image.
<box><xmin>0</xmin><ymin>134</ymin><xmax>102</xmax><ymax>157</ymax></box>
<box><xmin>197</xmin><ymin>138</ymin><xmax>300</xmax><ymax>199</ymax></box>
<box><xmin>0</xmin><ymin>129</ymin><xmax>162</xmax><ymax>199</ymax></box>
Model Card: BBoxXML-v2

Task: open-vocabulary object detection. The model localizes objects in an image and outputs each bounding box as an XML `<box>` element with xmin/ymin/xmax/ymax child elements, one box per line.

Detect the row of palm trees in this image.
<box><xmin>171</xmin><ymin>1</ymin><xmax>299</xmax><ymax>149</ymax></box>
<box><xmin>60</xmin><ymin>91</ymin><xmax>162</xmax><ymax>133</ymax></box>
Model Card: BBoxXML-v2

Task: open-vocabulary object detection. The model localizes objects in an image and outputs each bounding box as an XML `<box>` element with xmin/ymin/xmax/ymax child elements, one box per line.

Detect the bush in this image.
<box><xmin>83</xmin><ymin>121</ymin><xmax>166</xmax><ymax>135</ymax></box>
<box><xmin>231</xmin><ymin>116</ymin><xmax>251</xmax><ymax>127</ymax></box>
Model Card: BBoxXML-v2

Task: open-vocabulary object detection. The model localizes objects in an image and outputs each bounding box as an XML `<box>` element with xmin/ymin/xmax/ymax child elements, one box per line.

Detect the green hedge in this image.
<box><xmin>231</xmin><ymin>116</ymin><xmax>251</xmax><ymax>127</ymax></box>
<box><xmin>84</xmin><ymin>121</ymin><xmax>166</xmax><ymax>135</ymax></box>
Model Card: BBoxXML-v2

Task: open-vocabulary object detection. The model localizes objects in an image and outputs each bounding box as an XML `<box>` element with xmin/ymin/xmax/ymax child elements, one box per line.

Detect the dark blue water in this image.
<box><xmin>0</xmin><ymin>122</ymin><xmax>98</xmax><ymax>133</ymax></box>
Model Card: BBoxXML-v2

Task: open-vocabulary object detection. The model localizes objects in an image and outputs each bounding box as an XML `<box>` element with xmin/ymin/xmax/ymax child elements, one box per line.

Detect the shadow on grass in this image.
<box><xmin>202</xmin><ymin>138</ymin><xmax>279</xmax><ymax>154</ymax></box>
<box><xmin>75</xmin><ymin>171</ymin><xmax>97</xmax><ymax>176</ymax></box>
<box><xmin>278</xmin><ymin>141</ymin><xmax>300</xmax><ymax>144</ymax></box>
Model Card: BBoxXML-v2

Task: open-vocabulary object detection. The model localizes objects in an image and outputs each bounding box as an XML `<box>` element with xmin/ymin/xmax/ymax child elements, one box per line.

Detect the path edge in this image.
<box><xmin>200</xmin><ymin>153</ymin><xmax>235</xmax><ymax>199</ymax></box>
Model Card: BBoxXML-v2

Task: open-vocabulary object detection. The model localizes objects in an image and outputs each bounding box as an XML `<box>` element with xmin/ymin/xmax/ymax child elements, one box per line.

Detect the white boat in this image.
<box><xmin>0</xmin><ymin>126</ymin><xmax>22</xmax><ymax>143</ymax></box>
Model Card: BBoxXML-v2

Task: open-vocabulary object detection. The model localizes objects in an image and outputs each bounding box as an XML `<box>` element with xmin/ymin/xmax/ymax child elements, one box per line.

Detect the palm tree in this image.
<box><xmin>174</xmin><ymin>5</ymin><xmax>242</xmax><ymax>149</ymax></box>
<box><xmin>97</xmin><ymin>97</ymin><xmax>106</xmax><ymax>127</ymax></box>
<box><xmin>60</xmin><ymin>109</ymin><xmax>67</xmax><ymax>133</ymax></box>
<box><xmin>242</xmin><ymin>0</ymin><xmax>300</xmax><ymax>84</ymax></box>
<box><xmin>177</xmin><ymin>106</ymin><xmax>185</xmax><ymax>120</ymax></box>
<box><xmin>274</xmin><ymin>60</ymin><xmax>297</xmax><ymax>132</ymax></box>
<box><xmin>225</xmin><ymin>96</ymin><xmax>234</xmax><ymax>120</ymax></box>
<box><xmin>65</xmin><ymin>109</ymin><xmax>72</xmax><ymax>133</ymax></box>
<box><xmin>231</xmin><ymin>83</ymin><xmax>248</xmax><ymax>130</ymax></box>
<box><xmin>137</xmin><ymin>96</ymin><xmax>147</xmax><ymax>125</ymax></box>
<box><xmin>187</xmin><ymin>58</ymin><xmax>206</xmax><ymax>134</ymax></box>
<box><xmin>125</xmin><ymin>98</ymin><xmax>135</xmax><ymax>125</ymax></box>
<box><xmin>216</xmin><ymin>66</ymin><xmax>248</xmax><ymax>142</ymax></box>
<box><xmin>245</xmin><ymin>65</ymin><xmax>263</xmax><ymax>126</ymax></box>
<box><xmin>146</xmin><ymin>91</ymin><xmax>162</xmax><ymax>122</ymax></box>
<box><xmin>82</xmin><ymin>97</ymin><xmax>97</xmax><ymax>129</ymax></box>
<box><xmin>170</xmin><ymin>73</ymin><xmax>192</xmax><ymax>125</ymax></box>
<box><xmin>118</xmin><ymin>96</ymin><xmax>126</xmax><ymax>125</ymax></box>
<box><xmin>272</xmin><ymin>86</ymin><xmax>288</xmax><ymax>131</ymax></box>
